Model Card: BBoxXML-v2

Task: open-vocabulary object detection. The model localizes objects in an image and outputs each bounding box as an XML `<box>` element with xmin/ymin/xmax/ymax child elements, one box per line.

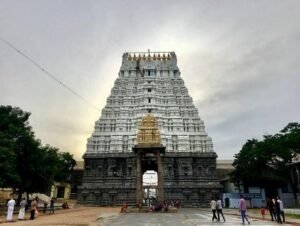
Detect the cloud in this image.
<box><xmin>0</xmin><ymin>0</ymin><xmax>299</xmax><ymax>160</ymax></box>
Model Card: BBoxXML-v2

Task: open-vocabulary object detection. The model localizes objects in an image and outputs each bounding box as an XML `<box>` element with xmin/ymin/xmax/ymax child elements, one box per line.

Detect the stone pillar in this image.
<box><xmin>157</xmin><ymin>150</ymin><xmax>164</xmax><ymax>201</ymax></box>
<box><xmin>136</xmin><ymin>151</ymin><xmax>143</xmax><ymax>202</ymax></box>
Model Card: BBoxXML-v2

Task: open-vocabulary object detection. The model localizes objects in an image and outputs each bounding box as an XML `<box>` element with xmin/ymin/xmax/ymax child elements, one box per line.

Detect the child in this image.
<box><xmin>121</xmin><ymin>202</ymin><xmax>128</xmax><ymax>213</ymax></box>
<box><xmin>260</xmin><ymin>206</ymin><xmax>266</xmax><ymax>219</ymax></box>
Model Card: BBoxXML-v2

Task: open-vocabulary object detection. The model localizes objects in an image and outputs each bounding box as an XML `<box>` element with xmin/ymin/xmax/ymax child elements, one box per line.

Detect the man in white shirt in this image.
<box><xmin>18</xmin><ymin>198</ymin><xmax>27</xmax><ymax>220</ymax></box>
<box><xmin>210</xmin><ymin>197</ymin><xmax>218</xmax><ymax>221</ymax></box>
<box><xmin>7</xmin><ymin>197</ymin><xmax>16</xmax><ymax>221</ymax></box>
<box><xmin>216</xmin><ymin>196</ymin><xmax>226</xmax><ymax>222</ymax></box>
<box><xmin>277</xmin><ymin>196</ymin><xmax>285</xmax><ymax>223</ymax></box>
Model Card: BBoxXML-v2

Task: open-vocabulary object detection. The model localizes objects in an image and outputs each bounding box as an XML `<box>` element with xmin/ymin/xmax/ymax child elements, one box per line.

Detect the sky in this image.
<box><xmin>0</xmin><ymin>0</ymin><xmax>299</xmax><ymax>160</ymax></box>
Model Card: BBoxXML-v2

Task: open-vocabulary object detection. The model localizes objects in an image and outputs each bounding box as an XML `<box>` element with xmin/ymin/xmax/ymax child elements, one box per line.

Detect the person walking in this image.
<box><xmin>267</xmin><ymin>198</ymin><xmax>276</xmax><ymax>221</ymax></box>
<box><xmin>216</xmin><ymin>196</ymin><xmax>225</xmax><ymax>222</ymax></box>
<box><xmin>277</xmin><ymin>196</ymin><xmax>285</xmax><ymax>223</ymax></box>
<box><xmin>6</xmin><ymin>197</ymin><xmax>16</xmax><ymax>221</ymax></box>
<box><xmin>239</xmin><ymin>195</ymin><xmax>250</xmax><ymax>225</ymax></box>
<box><xmin>210</xmin><ymin>197</ymin><xmax>218</xmax><ymax>222</ymax></box>
<box><xmin>260</xmin><ymin>205</ymin><xmax>266</xmax><ymax>219</ymax></box>
<box><xmin>43</xmin><ymin>200</ymin><xmax>48</xmax><ymax>213</ymax></box>
<box><xmin>49</xmin><ymin>198</ymin><xmax>55</xmax><ymax>214</ymax></box>
<box><xmin>121</xmin><ymin>201</ymin><xmax>128</xmax><ymax>213</ymax></box>
<box><xmin>275</xmin><ymin>196</ymin><xmax>283</xmax><ymax>224</ymax></box>
<box><xmin>18</xmin><ymin>198</ymin><xmax>27</xmax><ymax>220</ymax></box>
<box><xmin>30</xmin><ymin>198</ymin><xmax>38</xmax><ymax>220</ymax></box>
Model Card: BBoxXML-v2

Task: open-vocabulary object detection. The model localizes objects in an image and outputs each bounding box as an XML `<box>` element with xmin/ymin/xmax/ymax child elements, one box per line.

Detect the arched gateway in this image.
<box><xmin>79</xmin><ymin>52</ymin><xmax>221</xmax><ymax>207</ymax></box>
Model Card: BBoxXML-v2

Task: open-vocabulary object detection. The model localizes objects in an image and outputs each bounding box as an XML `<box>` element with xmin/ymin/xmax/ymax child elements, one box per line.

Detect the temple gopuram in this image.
<box><xmin>79</xmin><ymin>52</ymin><xmax>221</xmax><ymax>207</ymax></box>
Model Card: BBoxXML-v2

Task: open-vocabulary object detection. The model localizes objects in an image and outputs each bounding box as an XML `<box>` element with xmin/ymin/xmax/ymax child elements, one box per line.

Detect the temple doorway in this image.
<box><xmin>143</xmin><ymin>170</ymin><xmax>158</xmax><ymax>206</ymax></box>
<box><xmin>134</xmin><ymin>146</ymin><xmax>165</xmax><ymax>203</ymax></box>
<box><xmin>133</xmin><ymin>114</ymin><xmax>165</xmax><ymax>203</ymax></box>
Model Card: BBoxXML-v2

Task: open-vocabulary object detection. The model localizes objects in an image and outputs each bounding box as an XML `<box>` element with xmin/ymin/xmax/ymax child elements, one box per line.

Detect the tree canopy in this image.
<box><xmin>0</xmin><ymin>105</ymin><xmax>76</xmax><ymax>199</ymax></box>
<box><xmin>230</xmin><ymin>122</ymin><xmax>300</xmax><ymax>197</ymax></box>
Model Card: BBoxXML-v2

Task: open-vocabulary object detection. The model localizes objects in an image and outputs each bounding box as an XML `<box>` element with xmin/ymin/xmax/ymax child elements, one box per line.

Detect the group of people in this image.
<box><xmin>148</xmin><ymin>200</ymin><xmax>168</xmax><ymax>212</ymax></box>
<box><xmin>6</xmin><ymin>196</ymin><xmax>56</xmax><ymax>221</ymax></box>
<box><xmin>6</xmin><ymin>197</ymin><xmax>30</xmax><ymax>221</ymax></box>
<box><xmin>148</xmin><ymin>199</ymin><xmax>181</xmax><ymax>212</ymax></box>
<box><xmin>210</xmin><ymin>196</ymin><xmax>226</xmax><ymax>222</ymax></box>
<box><xmin>266</xmin><ymin>196</ymin><xmax>285</xmax><ymax>224</ymax></box>
<box><xmin>210</xmin><ymin>195</ymin><xmax>250</xmax><ymax>224</ymax></box>
<box><xmin>210</xmin><ymin>195</ymin><xmax>285</xmax><ymax>225</ymax></box>
<box><xmin>238</xmin><ymin>195</ymin><xmax>285</xmax><ymax>225</ymax></box>
<box><xmin>120</xmin><ymin>199</ymin><xmax>181</xmax><ymax>213</ymax></box>
<box><xmin>211</xmin><ymin>195</ymin><xmax>250</xmax><ymax>224</ymax></box>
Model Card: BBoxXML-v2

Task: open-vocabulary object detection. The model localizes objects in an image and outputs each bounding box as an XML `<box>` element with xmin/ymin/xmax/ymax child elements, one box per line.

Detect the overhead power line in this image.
<box><xmin>0</xmin><ymin>37</ymin><xmax>100</xmax><ymax>111</ymax></box>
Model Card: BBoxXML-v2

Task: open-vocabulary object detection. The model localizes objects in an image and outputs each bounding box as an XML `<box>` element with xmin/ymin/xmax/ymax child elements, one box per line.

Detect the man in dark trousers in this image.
<box><xmin>276</xmin><ymin>196</ymin><xmax>285</xmax><ymax>223</ymax></box>
<box><xmin>275</xmin><ymin>196</ymin><xmax>282</xmax><ymax>224</ymax></box>
<box><xmin>50</xmin><ymin>198</ymin><xmax>55</xmax><ymax>214</ymax></box>
<box><xmin>278</xmin><ymin>196</ymin><xmax>285</xmax><ymax>223</ymax></box>
<box><xmin>210</xmin><ymin>197</ymin><xmax>218</xmax><ymax>222</ymax></box>
<box><xmin>216</xmin><ymin>196</ymin><xmax>225</xmax><ymax>222</ymax></box>
<box><xmin>30</xmin><ymin>197</ymin><xmax>38</xmax><ymax>220</ymax></box>
<box><xmin>267</xmin><ymin>198</ymin><xmax>276</xmax><ymax>221</ymax></box>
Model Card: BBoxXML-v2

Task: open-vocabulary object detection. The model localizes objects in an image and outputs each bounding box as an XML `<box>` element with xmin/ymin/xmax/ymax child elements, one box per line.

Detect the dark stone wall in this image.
<box><xmin>78</xmin><ymin>152</ymin><xmax>222</xmax><ymax>207</ymax></box>
<box><xmin>162</xmin><ymin>152</ymin><xmax>221</xmax><ymax>207</ymax></box>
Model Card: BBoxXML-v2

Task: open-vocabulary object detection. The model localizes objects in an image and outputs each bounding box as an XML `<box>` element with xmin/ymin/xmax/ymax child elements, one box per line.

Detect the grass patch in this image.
<box><xmin>285</xmin><ymin>213</ymin><xmax>300</xmax><ymax>219</ymax></box>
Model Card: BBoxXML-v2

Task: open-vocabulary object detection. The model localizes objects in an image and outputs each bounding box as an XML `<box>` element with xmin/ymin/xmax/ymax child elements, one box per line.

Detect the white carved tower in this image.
<box><xmin>80</xmin><ymin>52</ymin><xmax>220</xmax><ymax>206</ymax></box>
<box><xmin>86</xmin><ymin>52</ymin><xmax>213</xmax><ymax>155</ymax></box>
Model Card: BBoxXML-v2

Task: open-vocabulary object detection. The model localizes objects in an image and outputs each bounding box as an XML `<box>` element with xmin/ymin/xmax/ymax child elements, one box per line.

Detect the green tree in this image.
<box><xmin>0</xmin><ymin>106</ymin><xmax>31</xmax><ymax>188</ymax></box>
<box><xmin>230</xmin><ymin>122</ymin><xmax>300</xmax><ymax>202</ymax></box>
<box><xmin>54</xmin><ymin>152</ymin><xmax>76</xmax><ymax>182</ymax></box>
<box><xmin>0</xmin><ymin>105</ymin><xmax>76</xmax><ymax>203</ymax></box>
<box><xmin>0</xmin><ymin>146</ymin><xmax>18</xmax><ymax>187</ymax></box>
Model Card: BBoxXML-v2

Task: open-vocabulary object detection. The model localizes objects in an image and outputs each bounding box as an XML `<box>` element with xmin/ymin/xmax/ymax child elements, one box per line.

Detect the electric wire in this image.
<box><xmin>0</xmin><ymin>37</ymin><xmax>101</xmax><ymax>111</ymax></box>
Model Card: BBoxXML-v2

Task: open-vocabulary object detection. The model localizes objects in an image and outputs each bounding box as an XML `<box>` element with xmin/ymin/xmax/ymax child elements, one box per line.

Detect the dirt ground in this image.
<box><xmin>0</xmin><ymin>206</ymin><xmax>120</xmax><ymax>226</ymax></box>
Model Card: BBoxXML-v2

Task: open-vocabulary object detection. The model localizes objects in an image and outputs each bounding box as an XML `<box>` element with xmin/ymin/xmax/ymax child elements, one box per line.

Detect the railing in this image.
<box><xmin>126</xmin><ymin>51</ymin><xmax>173</xmax><ymax>54</ymax></box>
<box><xmin>124</xmin><ymin>52</ymin><xmax>175</xmax><ymax>61</ymax></box>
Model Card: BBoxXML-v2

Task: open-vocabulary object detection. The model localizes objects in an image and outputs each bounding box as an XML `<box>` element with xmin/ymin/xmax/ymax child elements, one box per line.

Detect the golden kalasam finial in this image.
<box><xmin>157</xmin><ymin>54</ymin><xmax>161</xmax><ymax>60</ymax></box>
<box><xmin>142</xmin><ymin>54</ymin><xmax>146</xmax><ymax>60</ymax></box>
<box><xmin>133</xmin><ymin>54</ymin><xmax>137</xmax><ymax>60</ymax></box>
<box><xmin>167</xmin><ymin>53</ymin><xmax>171</xmax><ymax>60</ymax></box>
<box><xmin>128</xmin><ymin>54</ymin><xmax>132</xmax><ymax>61</ymax></box>
<box><xmin>137</xmin><ymin>114</ymin><xmax>161</xmax><ymax>144</ymax></box>
<box><xmin>153</xmin><ymin>54</ymin><xmax>157</xmax><ymax>60</ymax></box>
<box><xmin>162</xmin><ymin>53</ymin><xmax>166</xmax><ymax>61</ymax></box>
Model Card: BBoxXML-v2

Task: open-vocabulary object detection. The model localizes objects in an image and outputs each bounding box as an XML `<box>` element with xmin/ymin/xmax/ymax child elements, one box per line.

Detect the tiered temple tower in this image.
<box><xmin>79</xmin><ymin>52</ymin><xmax>221</xmax><ymax>207</ymax></box>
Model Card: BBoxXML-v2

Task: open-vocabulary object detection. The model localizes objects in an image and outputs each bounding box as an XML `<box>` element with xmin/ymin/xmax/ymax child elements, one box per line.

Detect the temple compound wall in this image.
<box><xmin>79</xmin><ymin>52</ymin><xmax>221</xmax><ymax>207</ymax></box>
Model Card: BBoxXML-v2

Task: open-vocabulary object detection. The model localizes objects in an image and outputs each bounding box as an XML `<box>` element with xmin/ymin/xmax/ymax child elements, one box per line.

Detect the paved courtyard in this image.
<box><xmin>103</xmin><ymin>208</ymin><xmax>294</xmax><ymax>226</ymax></box>
<box><xmin>0</xmin><ymin>207</ymin><xmax>297</xmax><ymax>226</ymax></box>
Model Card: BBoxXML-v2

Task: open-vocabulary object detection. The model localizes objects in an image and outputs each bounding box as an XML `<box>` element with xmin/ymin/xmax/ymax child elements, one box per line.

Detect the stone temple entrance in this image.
<box><xmin>135</xmin><ymin>145</ymin><xmax>165</xmax><ymax>202</ymax></box>
<box><xmin>79</xmin><ymin>113</ymin><xmax>221</xmax><ymax>207</ymax></box>
<box><xmin>134</xmin><ymin>114</ymin><xmax>165</xmax><ymax>203</ymax></box>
